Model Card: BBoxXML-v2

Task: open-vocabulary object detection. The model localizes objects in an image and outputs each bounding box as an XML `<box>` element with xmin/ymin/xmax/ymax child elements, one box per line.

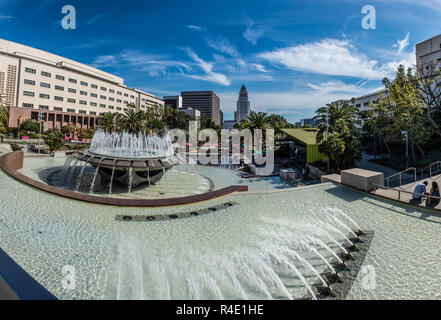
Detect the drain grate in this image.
<box><xmin>116</xmin><ymin>202</ymin><xmax>237</xmax><ymax>222</ymax></box>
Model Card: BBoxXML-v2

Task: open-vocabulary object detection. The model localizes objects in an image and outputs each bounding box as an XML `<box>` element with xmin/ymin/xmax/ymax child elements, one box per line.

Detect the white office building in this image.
<box><xmin>0</xmin><ymin>38</ymin><xmax>164</xmax><ymax>130</ymax></box>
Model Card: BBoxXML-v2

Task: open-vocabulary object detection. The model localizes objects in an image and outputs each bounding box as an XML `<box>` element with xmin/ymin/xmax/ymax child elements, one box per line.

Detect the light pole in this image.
<box><xmin>38</xmin><ymin>109</ymin><xmax>45</xmax><ymax>154</ymax></box>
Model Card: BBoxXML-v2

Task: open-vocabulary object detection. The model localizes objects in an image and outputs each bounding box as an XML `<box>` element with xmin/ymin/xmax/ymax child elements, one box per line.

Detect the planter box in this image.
<box><xmin>341</xmin><ymin>168</ymin><xmax>384</xmax><ymax>192</ymax></box>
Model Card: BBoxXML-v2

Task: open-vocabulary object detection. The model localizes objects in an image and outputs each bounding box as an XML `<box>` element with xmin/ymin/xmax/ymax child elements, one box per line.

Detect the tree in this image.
<box><xmin>97</xmin><ymin>112</ymin><xmax>121</xmax><ymax>132</ymax></box>
<box><xmin>76</xmin><ymin>128</ymin><xmax>95</xmax><ymax>141</ymax></box>
<box><xmin>363</xmin><ymin>93</ymin><xmax>398</xmax><ymax>155</ymax></box>
<box><xmin>119</xmin><ymin>109</ymin><xmax>145</xmax><ymax>133</ymax></box>
<box><xmin>0</xmin><ymin>106</ymin><xmax>9</xmax><ymax>133</ymax></box>
<box><xmin>383</xmin><ymin>65</ymin><xmax>432</xmax><ymax>163</ymax></box>
<box><xmin>200</xmin><ymin>115</ymin><xmax>220</xmax><ymax>130</ymax></box>
<box><xmin>268</xmin><ymin>114</ymin><xmax>290</xmax><ymax>136</ymax></box>
<box><xmin>247</xmin><ymin>111</ymin><xmax>271</xmax><ymax>130</ymax></box>
<box><xmin>45</xmin><ymin>129</ymin><xmax>65</xmax><ymax>152</ymax></box>
<box><xmin>315</xmin><ymin>101</ymin><xmax>362</xmax><ymax>172</ymax></box>
<box><xmin>417</xmin><ymin>60</ymin><xmax>441</xmax><ymax>136</ymax></box>
<box><xmin>21</xmin><ymin>119</ymin><xmax>40</xmax><ymax>133</ymax></box>
<box><xmin>61</xmin><ymin>122</ymin><xmax>77</xmax><ymax>139</ymax></box>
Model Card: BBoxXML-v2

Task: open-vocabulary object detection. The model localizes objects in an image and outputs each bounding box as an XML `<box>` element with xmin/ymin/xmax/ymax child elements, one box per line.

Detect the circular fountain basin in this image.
<box><xmin>71</xmin><ymin>150</ymin><xmax>174</xmax><ymax>187</ymax></box>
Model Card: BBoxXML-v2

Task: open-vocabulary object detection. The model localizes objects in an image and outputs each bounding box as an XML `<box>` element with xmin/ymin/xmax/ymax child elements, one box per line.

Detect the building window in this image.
<box><xmin>123</xmin><ymin>101</ymin><xmax>128</xmax><ymax>104</ymax></box>
<box><xmin>79</xmin><ymin>110</ymin><xmax>86</xmax><ymax>114</ymax></box>
<box><xmin>54</xmin><ymin>96</ymin><xmax>64</xmax><ymax>101</ymax></box>
<box><xmin>68</xmin><ymin>98</ymin><xmax>76</xmax><ymax>103</ymax></box>
<box><xmin>116</xmin><ymin>107</ymin><xmax>122</xmax><ymax>111</ymax></box>
<box><xmin>100</xmin><ymin>95</ymin><xmax>106</xmax><ymax>100</ymax></box>
<box><xmin>23</xmin><ymin>91</ymin><xmax>34</xmax><ymax>97</ymax></box>
<box><xmin>123</xmin><ymin>108</ymin><xmax>128</xmax><ymax>111</ymax></box>
<box><xmin>56</xmin><ymin>75</ymin><xmax>65</xmax><ymax>80</ymax></box>
<box><xmin>54</xmin><ymin>107</ymin><xmax>63</xmax><ymax>112</ymax></box>
<box><xmin>91</xmin><ymin>93</ymin><xmax>97</xmax><ymax>98</ymax></box>
<box><xmin>90</xmin><ymin>102</ymin><xmax>97</xmax><ymax>106</ymax></box>
<box><xmin>117</xmin><ymin>91</ymin><xmax>122</xmax><ymax>95</ymax></box>
<box><xmin>80</xmin><ymin>91</ymin><xmax>87</xmax><ymax>96</ymax></box>
<box><xmin>68</xmin><ymin>88</ymin><xmax>76</xmax><ymax>93</ymax></box>
<box><xmin>22</xmin><ymin>103</ymin><xmax>34</xmax><ymax>108</ymax></box>
<box><xmin>40</xmin><ymin>82</ymin><xmax>50</xmax><ymax>88</ymax></box>
<box><xmin>124</xmin><ymin>93</ymin><xmax>128</xmax><ymax>97</ymax></box>
<box><xmin>24</xmin><ymin>79</ymin><xmax>35</xmax><ymax>85</ymax></box>
<box><xmin>108</xmin><ymin>105</ymin><xmax>114</xmax><ymax>110</ymax></box>
<box><xmin>39</xmin><ymin>94</ymin><xmax>50</xmax><ymax>99</ymax></box>
<box><xmin>25</xmin><ymin>67</ymin><xmax>36</xmax><ymax>74</ymax></box>
<box><xmin>80</xmin><ymin>81</ymin><xmax>88</xmax><ymax>86</ymax></box>
<box><xmin>109</xmin><ymin>97</ymin><xmax>114</xmax><ymax>101</ymax></box>
<box><xmin>90</xmin><ymin>111</ymin><xmax>97</xmax><ymax>115</ymax></box>
<box><xmin>109</xmin><ymin>89</ymin><xmax>115</xmax><ymax>93</ymax></box>
<box><xmin>117</xmin><ymin>99</ymin><xmax>122</xmax><ymax>103</ymax></box>
<box><xmin>55</xmin><ymin>85</ymin><xmax>64</xmax><ymax>91</ymax></box>
<box><xmin>39</xmin><ymin>105</ymin><xmax>49</xmax><ymax>110</ymax></box>
<box><xmin>67</xmin><ymin>108</ymin><xmax>75</xmax><ymax>113</ymax></box>
<box><xmin>91</xmin><ymin>84</ymin><xmax>98</xmax><ymax>89</ymax></box>
<box><xmin>79</xmin><ymin>100</ymin><xmax>87</xmax><ymax>105</ymax></box>
<box><xmin>41</xmin><ymin>71</ymin><xmax>51</xmax><ymax>77</ymax></box>
<box><xmin>100</xmin><ymin>104</ymin><xmax>106</xmax><ymax>108</ymax></box>
<box><xmin>69</xmin><ymin>78</ymin><xmax>77</xmax><ymax>84</ymax></box>
<box><xmin>130</xmin><ymin>95</ymin><xmax>135</xmax><ymax>99</ymax></box>
<box><xmin>100</xmin><ymin>87</ymin><xmax>107</xmax><ymax>91</ymax></box>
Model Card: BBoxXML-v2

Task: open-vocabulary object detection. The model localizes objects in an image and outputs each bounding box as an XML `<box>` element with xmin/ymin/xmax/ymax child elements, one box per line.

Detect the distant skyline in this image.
<box><xmin>1</xmin><ymin>0</ymin><xmax>440</xmax><ymax>123</ymax></box>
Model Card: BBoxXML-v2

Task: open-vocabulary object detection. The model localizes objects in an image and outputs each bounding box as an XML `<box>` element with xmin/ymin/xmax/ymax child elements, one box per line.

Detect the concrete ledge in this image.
<box><xmin>321</xmin><ymin>174</ymin><xmax>341</xmax><ymax>184</ymax></box>
<box><xmin>0</xmin><ymin>151</ymin><xmax>248</xmax><ymax>207</ymax></box>
<box><xmin>0</xmin><ymin>248</ymin><xmax>57</xmax><ymax>300</ymax></box>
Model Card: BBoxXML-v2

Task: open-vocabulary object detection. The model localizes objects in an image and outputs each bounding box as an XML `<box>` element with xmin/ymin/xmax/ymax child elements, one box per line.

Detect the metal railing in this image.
<box><xmin>371</xmin><ymin>182</ymin><xmax>441</xmax><ymax>202</ymax></box>
<box><xmin>419</xmin><ymin>161</ymin><xmax>441</xmax><ymax>180</ymax></box>
<box><xmin>384</xmin><ymin>167</ymin><xmax>417</xmax><ymax>188</ymax></box>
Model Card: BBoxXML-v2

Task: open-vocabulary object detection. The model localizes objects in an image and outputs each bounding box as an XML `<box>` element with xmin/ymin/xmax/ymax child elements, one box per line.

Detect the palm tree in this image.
<box><xmin>314</xmin><ymin>101</ymin><xmax>362</xmax><ymax>171</ymax></box>
<box><xmin>119</xmin><ymin>109</ymin><xmax>145</xmax><ymax>133</ymax></box>
<box><xmin>0</xmin><ymin>106</ymin><xmax>9</xmax><ymax>130</ymax></box>
<box><xmin>247</xmin><ymin>111</ymin><xmax>271</xmax><ymax>130</ymax></box>
<box><xmin>268</xmin><ymin>114</ymin><xmax>290</xmax><ymax>136</ymax></box>
<box><xmin>97</xmin><ymin>112</ymin><xmax>122</xmax><ymax>132</ymax></box>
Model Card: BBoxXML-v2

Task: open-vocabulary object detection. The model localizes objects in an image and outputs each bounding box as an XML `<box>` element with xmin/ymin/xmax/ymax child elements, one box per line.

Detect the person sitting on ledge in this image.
<box><xmin>426</xmin><ymin>181</ymin><xmax>440</xmax><ymax>207</ymax></box>
<box><xmin>411</xmin><ymin>181</ymin><xmax>429</xmax><ymax>203</ymax></box>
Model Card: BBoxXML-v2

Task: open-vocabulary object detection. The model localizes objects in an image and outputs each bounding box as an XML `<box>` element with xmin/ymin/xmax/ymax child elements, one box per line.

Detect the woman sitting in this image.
<box><xmin>426</xmin><ymin>182</ymin><xmax>440</xmax><ymax>207</ymax></box>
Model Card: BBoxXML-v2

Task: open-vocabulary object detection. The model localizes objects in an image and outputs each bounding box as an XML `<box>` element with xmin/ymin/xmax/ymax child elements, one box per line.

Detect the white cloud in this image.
<box><xmin>92</xmin><ymin>50</ymin><xmax>192</xmax><ymax>77</ymax></box>
<box><xmin>218</xmin><ymin>80</ymin><xmax>381</xmax><ymax>117</ymax></box>
<box><xmin>393</xmin><ymin>32</ymin><xmax>410</xmax><ymax>55</ymax></box>
<box><xmin>188</xmin><ymin>25</ymin><xmax>203</xmax><ymax>31</ymax></box>
<box><xmin>258</xmin><ymin>39</ymin><xmax>387</xmax><ymax>79</ymax></box>
<box><xmin>182</xmin><ymin>48</ymin><xmax>231</xmax><ymax>86</ymax></box>
<box><xmin>92</xmin><ymin>55</ymin><xmax>118</xmax><ymax>67</ymax></box>
<box><xmin>243</xmin><ymin>16</ymin><xmax>268</xmax><ymax>45</ymax></box>
<box><xmin>206</xmin><ymin>35</ymin><xmax>238</xmax><ymax>57</ymax></box>
<box><xmin>85</xmin><ymin>14</ymin><xmax>105</xmax><ymax>26</ymax></box>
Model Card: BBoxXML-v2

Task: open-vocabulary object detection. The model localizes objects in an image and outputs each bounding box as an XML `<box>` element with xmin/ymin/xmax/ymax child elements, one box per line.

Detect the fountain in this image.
<box><xmin>69</xmin><ymin>130</ymin><xmax>175</xmax><ymax>193</ymax></box>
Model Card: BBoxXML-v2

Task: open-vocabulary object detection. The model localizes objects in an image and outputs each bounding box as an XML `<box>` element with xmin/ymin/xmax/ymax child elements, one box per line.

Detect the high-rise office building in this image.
<box><xmin>163</xmin><ymin>95</ymin><xmax>182</xmax><ymax>110</ymax></box>
<box><xmin>416</xmin><ymin>34</ymin><xmax>441</xmax><ymax>68</ymax></box>
<box><xmin>0</xmin><ymin>38</ymin><xmax>164</xmax><ymax>129</ymax></box>
<box><xmin>181</xmin><ymin>91</ymin><xmax>221</xmax><ymax>125</ymax></box>
<box><xmin>234</xmin><ymin>85</ymin><xmax>251</xmax><ymax>123</ymax></box>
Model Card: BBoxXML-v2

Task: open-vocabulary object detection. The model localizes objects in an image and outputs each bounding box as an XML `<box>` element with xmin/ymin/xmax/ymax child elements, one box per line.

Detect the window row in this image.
<box><xmin>23</xmin><ymin>68</ymin><xmax>135</xmax><ymax>97</ymax></box>
<box><xmin>23</xmin><ymin>80</ymin><xmax>132</xmax><ymax>102</ymax></box>
<box><xmin>22</xmin><ymin>103</ymin><xmax>127</xmax><ymax>114</ymax></box>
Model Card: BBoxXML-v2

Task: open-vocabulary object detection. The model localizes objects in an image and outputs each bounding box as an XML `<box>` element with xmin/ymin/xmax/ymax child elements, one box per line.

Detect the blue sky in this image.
<box><xmin>0</xmin><ymin>0</ymin><xmax>440</xmax><ymax>123</ymax></box>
